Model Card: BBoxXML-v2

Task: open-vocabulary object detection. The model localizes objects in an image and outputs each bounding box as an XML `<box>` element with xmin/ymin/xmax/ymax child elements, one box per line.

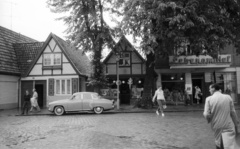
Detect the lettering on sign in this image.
<box><xmin>169</xmin><ymin>55</ymin><xmax>231</xmax><ymax>65</ymax></box>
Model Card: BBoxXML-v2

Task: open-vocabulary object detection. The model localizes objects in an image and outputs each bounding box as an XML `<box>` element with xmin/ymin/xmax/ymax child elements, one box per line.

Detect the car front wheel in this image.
<box><xmin>54</xmin><ymin>106</ymin><xmax>65</xmax><ymax>116</ymax></box>
<box><xmin>94</xmin><ymin>106</ymin><xmax>103</xmax><ymax>114</ymax></box>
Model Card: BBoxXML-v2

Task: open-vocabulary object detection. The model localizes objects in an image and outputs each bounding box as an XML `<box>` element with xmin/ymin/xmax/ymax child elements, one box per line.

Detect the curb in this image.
<box><xmin>4</xmin><ymin>106</ymin><xmax>240</xmax><ymax>116</ymax></box>
<box><xmin>14</xmin><ymin>108</ymin><xmax>205</xmax><ymax>116</ymax></box>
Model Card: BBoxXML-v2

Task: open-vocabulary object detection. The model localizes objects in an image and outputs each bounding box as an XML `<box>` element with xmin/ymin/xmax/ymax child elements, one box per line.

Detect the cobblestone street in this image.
<box><xmin>1</xmin><ymin>110</ymin><xmax>230</xmax><ymax>149</ymax></box>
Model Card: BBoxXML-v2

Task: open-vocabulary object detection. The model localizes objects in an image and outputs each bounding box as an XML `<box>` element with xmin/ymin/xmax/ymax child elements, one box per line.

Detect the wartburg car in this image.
<box><xmin>48</xmin><ymin>92</ymin><xmax>115</xmax><ymax>115</ymax></box>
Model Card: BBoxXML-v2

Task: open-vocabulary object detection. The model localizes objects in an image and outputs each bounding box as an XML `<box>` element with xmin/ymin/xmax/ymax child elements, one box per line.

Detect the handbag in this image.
<box><xmin>162</xmin><ymin>100</ymin><xmax>167</xmax><ymax>109</ymax></box>
<box><xmin>206</xmin><ymin>100</ymin><xmax>212</xmax><ymax>123</ymax></box>
<box><xmin>234</xmin><ymin>125</ymin><xmax>240</xmax><ymax>148</ymax></box>
<box><xmin>222</xmin><ymin>130</ymin><xmax>240</xmax><ymax>149</ymax></box>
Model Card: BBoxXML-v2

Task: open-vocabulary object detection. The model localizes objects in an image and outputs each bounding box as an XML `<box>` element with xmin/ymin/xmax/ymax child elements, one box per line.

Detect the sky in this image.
<box><xmin>0</xmin><ymin>0</ymin><xmax>68</xmax><ymax>41</ymax></box>
<box><xmin>0</xmin><ymin>0</ymin><xmax>117</xmax><ymax>42</ymax></box>
<box><xmin>0</xmin><ymin>0</ymin><xmax>141</xmax><ymax>57</ymax></box>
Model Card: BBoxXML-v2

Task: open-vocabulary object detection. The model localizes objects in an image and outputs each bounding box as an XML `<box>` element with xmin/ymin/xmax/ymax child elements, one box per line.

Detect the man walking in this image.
<box><xmin>21</xmin><ymin>90</ymin><xmax>31</xmax><ymax>115</ymax></box>
<box><xmin>203</xmin><ymin>83</ymin><xmax>239</xmax><ymax>149</ymax></box>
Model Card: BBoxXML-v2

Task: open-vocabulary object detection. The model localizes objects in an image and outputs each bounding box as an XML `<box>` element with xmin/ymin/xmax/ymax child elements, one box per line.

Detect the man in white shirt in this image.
<box><xmin>152</xmin><ymin>86</ymin><xmax>166</xmax><ymax>117</ymax></box>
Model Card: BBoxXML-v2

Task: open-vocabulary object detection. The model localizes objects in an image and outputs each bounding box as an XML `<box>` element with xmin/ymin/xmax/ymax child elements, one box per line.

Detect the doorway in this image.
<box><xmin>35</xmin><ymin>80</ymin><xmax>46</xmax><ymax>108</ymax></box>
<box><xmin>120</xmin><ymin>81</ymin><xmax>130</xmax><ymax>104</ymax></box>
<box><xmin>192</xmin><ymin>73</ymin><xmax>204</xmax><ymax>104</ymax></box>
<box><xmin>35</xmin><ymin>84</ymin><xmax>44</xmax><ymax>108</ymax></box>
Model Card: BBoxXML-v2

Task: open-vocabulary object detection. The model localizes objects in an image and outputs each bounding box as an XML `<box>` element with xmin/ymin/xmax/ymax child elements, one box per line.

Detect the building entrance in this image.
<box><xmin>192</xmin><ymin>73</ymin><xmax>204</xmax><ymax>104</ymax></box>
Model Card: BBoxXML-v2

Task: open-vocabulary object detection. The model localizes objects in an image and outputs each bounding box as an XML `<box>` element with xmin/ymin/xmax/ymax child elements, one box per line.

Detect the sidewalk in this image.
<box><xmin>1</xmin><ymin>104</ymin><xmax>240</xmax><ymax>116</ymax></box>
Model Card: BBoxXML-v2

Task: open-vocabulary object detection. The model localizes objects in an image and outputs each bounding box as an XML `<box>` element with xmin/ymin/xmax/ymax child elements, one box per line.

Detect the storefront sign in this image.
<box><xmin>185</xmin><ymin>84</ymin><xmax>192</xmax><ymax>95</ymax></box>
<box><xmin>169</xmin><ymin>54</ymin><xmax>231</xmax><ymax>68</ymax></box>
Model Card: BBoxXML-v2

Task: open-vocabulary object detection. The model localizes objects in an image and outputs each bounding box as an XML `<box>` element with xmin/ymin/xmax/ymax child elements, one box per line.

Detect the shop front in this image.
<box><xmin>100</xmin><ymin>76</ymin><xmax>144</xmax><ymax>105</ymax></box>
<box><xmin>101</xmin><ymin>36</ymin><xmax>146</xmax><ymax>107</ymax></box>
<box><xmin>155</xmin><ymin>54</ymin><xmax>239</xmax><ymax>105</ymax></box>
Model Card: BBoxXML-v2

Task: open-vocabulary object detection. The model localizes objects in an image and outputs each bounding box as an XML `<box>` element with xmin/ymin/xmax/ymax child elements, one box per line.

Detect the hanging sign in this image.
<box><xmin>128</xmin><ymin>78</ymin><xmax>133</xmax><ymax>85</ymax></box>
<box><xmin>185</xmin><ymin>84</ymin><xmax>192</xmax><ymax>94</ymax></box>
<box><xmin>116</xmin><ymin>80</ymin><xmax>121</xmax><ymax>86</ymax></box>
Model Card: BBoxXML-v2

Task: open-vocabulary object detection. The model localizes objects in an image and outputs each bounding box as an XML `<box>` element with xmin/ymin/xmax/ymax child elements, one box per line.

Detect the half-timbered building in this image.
<box><xmin>102</xmin><ymin>36</ymin><xmax>146</xmax><ymax>105</ymax></box>
<box><xmin>0</xmin><ymin>26</ymin><xmax>90</xmax><ymax>109</ymax></box>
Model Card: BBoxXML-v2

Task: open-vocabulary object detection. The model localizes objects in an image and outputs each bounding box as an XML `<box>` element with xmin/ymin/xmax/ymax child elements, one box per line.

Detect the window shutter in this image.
<box><xmin>72</xmin><ymin>78</ymin><xmax>78</xmax><ymax>93</ymax></box>
<box><xmin>79</xmin><ymin>78</ymin><xmax>82</xmax><ymax>91</ymax></box>
<box><xmin>49</xmin><ymin>78</ymin><xmax>54</xmax><ymax>96</ymax></box>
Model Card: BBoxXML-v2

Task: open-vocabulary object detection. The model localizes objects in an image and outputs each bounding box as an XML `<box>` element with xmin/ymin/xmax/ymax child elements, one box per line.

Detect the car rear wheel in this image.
<box><xmin>54</xmin><ymin>106</ymin><xmax>65</xmax><ymax>116</ymax></box>
<box><xmin>94</xmin><ymin>106</ymin><xmax>103</xmax><ymax>114</ymax></box>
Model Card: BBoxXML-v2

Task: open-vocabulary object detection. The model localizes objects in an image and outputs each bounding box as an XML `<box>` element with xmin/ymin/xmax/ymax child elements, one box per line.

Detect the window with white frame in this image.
<box><xmin>55</xmin><ymin>79</ymin><xmax>71</xmax><ymax>95</ymax></box>
<box><xmin>43</xmin><ymin>53</ymin><xmax>61</xmax><ymax>66</ymax></box>
<box><xmin>119</xmin><ymin>52</ymin><xmax>130</xmax><ymax>66</ymax></box>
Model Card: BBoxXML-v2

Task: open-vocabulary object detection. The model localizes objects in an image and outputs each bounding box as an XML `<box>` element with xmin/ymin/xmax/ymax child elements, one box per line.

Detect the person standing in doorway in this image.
<box><xmin>203</xmin><ymin>83</ymin><xmax>239</xmax><ymax>149</ymax></box>
<box><xmin>21</xmin><ymin>90</ymin><xmax>31</xmax><ymax>115</ymax></box>
<box><xmin>30</xmin><ymin>89</ymin><xmax>41</xmax><ymax>112</ymax></box>
<box><xmin>195</xmin><ymin>86</ymin><xmax>202</xmax><ymax>104</ymax></box>
<box><xmin>152</xmin><ymin>86</ymin><xmax>166</xmax><ymax>117</ymax></box>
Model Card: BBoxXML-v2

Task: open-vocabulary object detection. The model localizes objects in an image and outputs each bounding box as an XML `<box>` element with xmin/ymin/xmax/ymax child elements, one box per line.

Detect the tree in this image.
<box><xmin>47</xmin><ymin>0</ymin><xmax>116</xmax><ymax>91</ymax></box>
<box><xmin>112</xmin><ymin>0</ymin><xmax>240</xmax><ymax>107</ymax></box>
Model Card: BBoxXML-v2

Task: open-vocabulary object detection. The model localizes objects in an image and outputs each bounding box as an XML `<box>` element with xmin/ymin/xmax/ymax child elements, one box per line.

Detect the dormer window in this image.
<box><xmin>174</xmin><ymin>40</ymin><xmax>191</xmax><ymax>56</ymax></box>
<box><xmin>119</xmin><ymin>52</ymin><xmax>130</xmax><ymax>66</ymax></box>
<box><xmin>43</xmin><ymin>53</ymin><xmax>61</xmax><ymax>66</ymax></box>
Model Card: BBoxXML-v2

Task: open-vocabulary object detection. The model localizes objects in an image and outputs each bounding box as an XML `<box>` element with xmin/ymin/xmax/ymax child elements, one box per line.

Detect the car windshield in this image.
<box><xmin>70</xmin><ymin>95</ymin><xmax>76</xmax><ymax>100</ymax></box>
<box><xmin>92</xmin><ymin>93</ymin><xmax>99</xmax><ymax>99</ymax></box>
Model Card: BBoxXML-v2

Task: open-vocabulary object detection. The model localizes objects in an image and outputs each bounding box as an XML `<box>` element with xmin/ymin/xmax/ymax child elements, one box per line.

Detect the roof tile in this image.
<box><xmin>0</xmin><ymin>26</ymin><xmax>38</xmax><ymax>75</ymax></box>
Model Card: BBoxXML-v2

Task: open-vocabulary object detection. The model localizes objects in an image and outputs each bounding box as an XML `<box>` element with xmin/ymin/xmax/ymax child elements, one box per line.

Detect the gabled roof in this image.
<box><xmin>0</xmin><ymin>26</ymin><xmax>38</xmax><ymax>75</ymax></box>
<box><xmin>103</xmin><ymin>36</ymin><xmax>145</xmax><ymax>63</ymax></box>
<box><xmin>26</xmin><ymin>33</ymin><xmax>91</xmax><ymax>77</ymax></box>
<box><xmin>13</xmin><ymin>42</ymin><xmax>44</xmax><ymax>76</ymax></box>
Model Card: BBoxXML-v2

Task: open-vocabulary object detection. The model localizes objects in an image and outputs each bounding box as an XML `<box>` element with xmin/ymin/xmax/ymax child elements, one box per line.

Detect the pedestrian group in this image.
<box><xmin>152</xmin><ymin>83</ymin><xmax>239</xmax><ymax>149</ymax></box>
<box><xmin>21</xmin><ymin>88</ymin><xmax>41</xmax><ymax>115</ymax></box>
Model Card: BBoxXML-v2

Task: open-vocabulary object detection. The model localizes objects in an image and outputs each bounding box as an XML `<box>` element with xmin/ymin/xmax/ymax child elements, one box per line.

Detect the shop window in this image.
<box><xmin>119</xmin><ymin>52</ymin><xmax>130</xmax><ymax>66</ymax></box>
<box><xmin>162</xmin><ymin>73</ymin><xmax>185</xmax><ymax>81</ymax></box>
<box><xmin>161</xmin><ymin>73</ymin><xmax>185</xmax><ymax>104</ymax></box>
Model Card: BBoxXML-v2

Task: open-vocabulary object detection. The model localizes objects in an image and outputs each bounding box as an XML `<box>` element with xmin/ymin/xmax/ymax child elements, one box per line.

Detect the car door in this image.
<box><xmin>82</xmin><ymin>93</ymin><xmax>92</xmax><ymax>110</ymax></box>
<box><xmin>67</xmin><ymin>93</ymin><xmax>83</xmax><ymax>111</ymax></box>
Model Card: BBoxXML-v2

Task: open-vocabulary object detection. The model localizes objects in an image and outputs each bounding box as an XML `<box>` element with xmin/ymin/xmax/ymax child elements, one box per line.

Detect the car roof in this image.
<box><xmin>73</xmin><ymin>92</ymin><xmax>98</xmax><ymax>95</ymax></box>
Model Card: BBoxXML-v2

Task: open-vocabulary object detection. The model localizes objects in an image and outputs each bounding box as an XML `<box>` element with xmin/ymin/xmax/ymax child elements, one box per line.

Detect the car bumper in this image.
<box><xmin>48</xmin><ymin>106</ymin><xmax>54</xmax><ymax>112</ymax></box>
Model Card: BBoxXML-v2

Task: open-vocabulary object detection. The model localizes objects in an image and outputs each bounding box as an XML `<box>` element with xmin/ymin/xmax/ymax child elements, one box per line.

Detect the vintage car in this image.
<box><xmin>48</xmin><ymin>92</ymin><xmax>115</xmax><ymax>115</ymax></box>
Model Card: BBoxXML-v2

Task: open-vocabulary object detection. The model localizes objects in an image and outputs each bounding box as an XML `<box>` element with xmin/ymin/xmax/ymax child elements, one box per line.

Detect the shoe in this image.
<box><xmin>162</xmin><ymin>113</ymin><xmax>165</xmax><ymax>117</ymax></box>
<box><xmin>156</xmin><ymin>111</ymin><xmax>159</xmax><ymax>115</ymax></box>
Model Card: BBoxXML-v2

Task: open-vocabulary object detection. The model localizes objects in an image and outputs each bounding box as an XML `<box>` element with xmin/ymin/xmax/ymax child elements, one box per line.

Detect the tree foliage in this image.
<box><xmin>47</xmin><ymin>0</ymin><xmax>116</xmax><ymax>90</ymax></box>
<box><xmin>112</xmin><ymin>0</ymin><xmax>240</xmax><ymax>107</ymax></box>
<box><xmin>114</xmin><ymin>0</ymin><xmax>240</xmax><ymax>56</ymax></box>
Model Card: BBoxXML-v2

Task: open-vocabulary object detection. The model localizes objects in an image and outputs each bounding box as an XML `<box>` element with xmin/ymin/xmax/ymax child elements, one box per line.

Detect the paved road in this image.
<box><xmin>0</xmin><ymin>111</ymin><xmax>231</xmax><ymax>149</ymax></box>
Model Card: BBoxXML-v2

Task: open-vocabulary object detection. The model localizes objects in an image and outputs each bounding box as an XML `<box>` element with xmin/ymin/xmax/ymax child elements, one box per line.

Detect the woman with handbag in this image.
<box><xmin>152</xmin><ymin>86</ymin><xmax>167</xmax><ymax>117</ymax></box>
<box><xmin>195</xmin><ymin>86</ymin><xmax>202</xmax><ymax>104</ymax></box>
<box><xmin>30</xmin><ymin>89</ymin><xmax>41</xmax><ymax>112</ymax></box>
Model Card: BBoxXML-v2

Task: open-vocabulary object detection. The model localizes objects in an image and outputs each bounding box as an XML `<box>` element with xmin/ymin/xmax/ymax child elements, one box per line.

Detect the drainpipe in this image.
<box><xmin>213</xmin><ymin>71</ymin><xmax>216</xmax><ymax>83</ymax></box>
<box><xmin>18</xmin><ymin>77</ymin><xmax>21</xmax><ymax>111</ymax></box>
